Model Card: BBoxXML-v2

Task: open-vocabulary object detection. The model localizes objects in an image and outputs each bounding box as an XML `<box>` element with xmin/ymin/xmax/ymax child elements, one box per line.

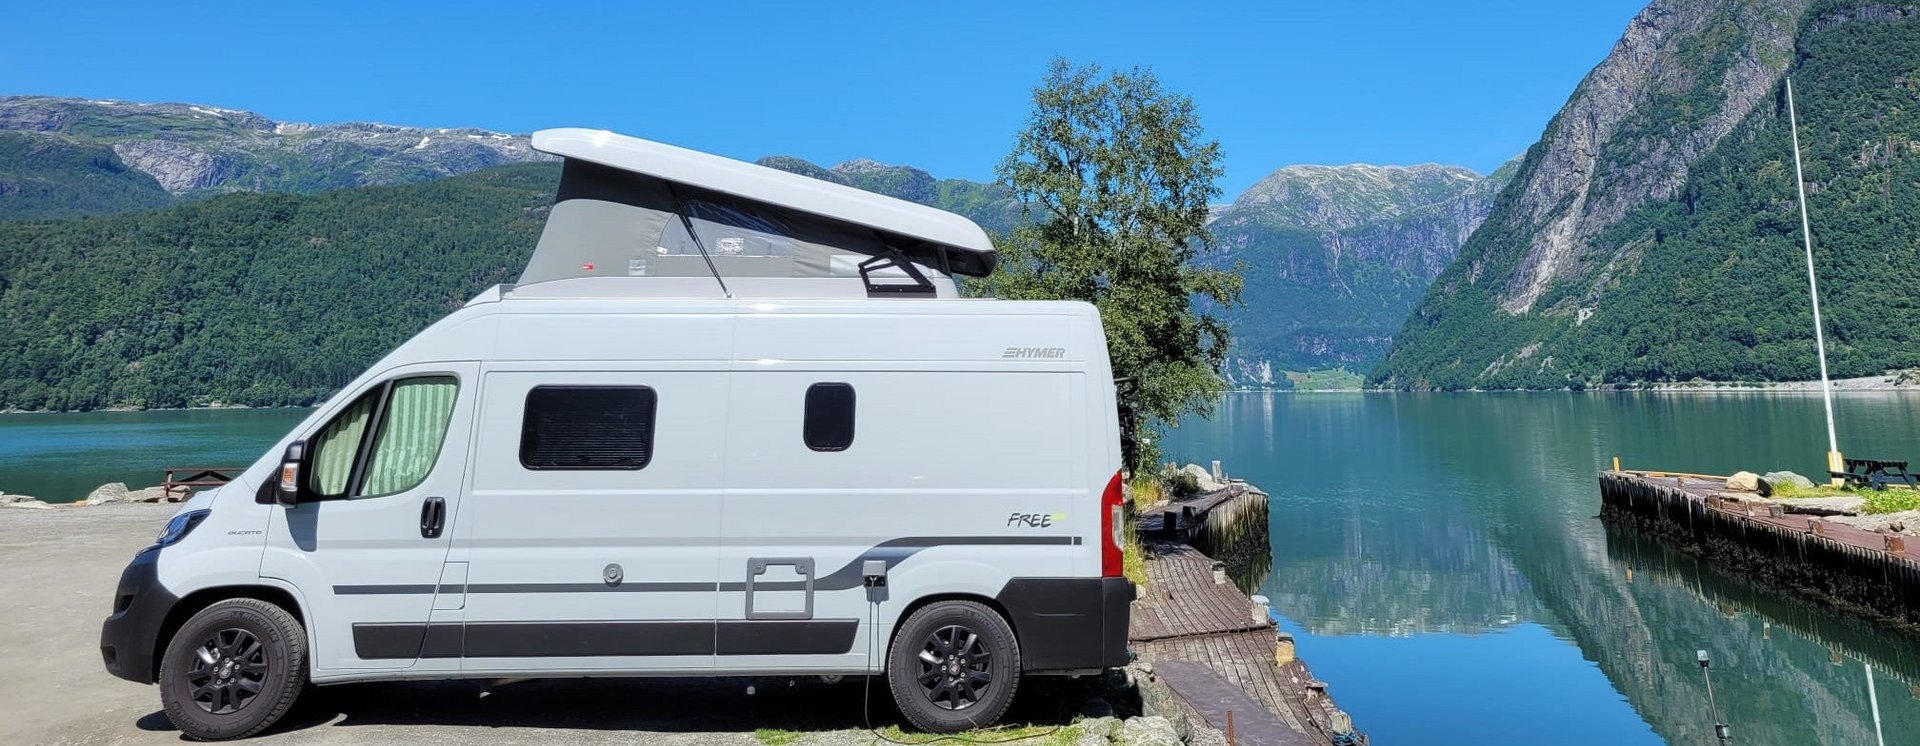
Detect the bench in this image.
<box><xmin>1830</xmin><ymin>458</ymin><xmax>1919</xmax><ymax>490</ymax></box>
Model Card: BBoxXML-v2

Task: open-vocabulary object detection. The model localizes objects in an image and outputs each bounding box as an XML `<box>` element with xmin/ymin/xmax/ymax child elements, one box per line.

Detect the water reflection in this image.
<box><xmin>1167</xmin><ymin>391</ymin><xmax>1920</xmax><ymax>745</ymax></box>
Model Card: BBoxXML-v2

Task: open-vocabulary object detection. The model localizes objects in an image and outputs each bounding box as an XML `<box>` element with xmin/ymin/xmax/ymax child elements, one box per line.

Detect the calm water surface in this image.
<box><xmin>1168</xmin><ymin>392</ymin><xmax>1920</xmax><ymax>746</ymax></box>
<box><xmin>0</xmin><ymin>408</ymin><xmax>309</xmax><ymax>501</ymax></box>
<box><xmin>6</xmin><ymin>394</ymin><xmax>1920</xmax><ymax>744</ymax></box>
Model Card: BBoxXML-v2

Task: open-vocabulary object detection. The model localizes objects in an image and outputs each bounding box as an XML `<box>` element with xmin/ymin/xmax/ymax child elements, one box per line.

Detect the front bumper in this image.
<box><xmin>100</xmin><ymin>545</ymin><xmax>176</xmax><ymax>684</ymax></box>
<box><xmin>996</xmin><ymin>576</ymin><xmax>1134</xmax><ymax>672</ymax></box>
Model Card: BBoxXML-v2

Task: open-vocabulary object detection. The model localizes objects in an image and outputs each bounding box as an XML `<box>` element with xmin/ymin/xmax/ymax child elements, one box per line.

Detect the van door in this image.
<box><xmin>260</xmin><ymin>364</ymin><xmax>477</xmax><ymax>673</ymax></box>
<box><xmin>460</xmin><ymin>368</ymin><xmax>726</xmax><ymax>673</ymax></box>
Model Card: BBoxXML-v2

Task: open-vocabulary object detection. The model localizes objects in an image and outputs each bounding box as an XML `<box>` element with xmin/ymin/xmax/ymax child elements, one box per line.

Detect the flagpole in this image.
<box><xmin>1786</xmin><ymin>76</ymin><xmax>1842</xmax><ymax>482</ymax></box>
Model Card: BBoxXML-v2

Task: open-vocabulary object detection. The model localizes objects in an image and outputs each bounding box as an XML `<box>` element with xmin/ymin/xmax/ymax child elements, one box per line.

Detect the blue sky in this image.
<box><xmin>4</xmin><ymin>1</ymin><xmax>1646</xmax><ymax>197</ymax></box>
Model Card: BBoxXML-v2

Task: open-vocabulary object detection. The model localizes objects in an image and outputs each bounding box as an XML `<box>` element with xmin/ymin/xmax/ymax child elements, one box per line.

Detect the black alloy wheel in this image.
<box><xmin>917</xmin><ymin>624</ymin><xmax>994</xmax><ymax>710</ymax></box>
<box><xmin>184</xmin><ymin>627</ymin><xmax>269</xmax><ymax>714</ymax></box>
<box><xmin>887</xmin><ymin>600</ymin><xmax>1020</xmax><ymax>732</ymax></box>
<box><xmin>159</xmin><ymin>598</ymin><xmax>307</xmax><ymax>740</ymax></box>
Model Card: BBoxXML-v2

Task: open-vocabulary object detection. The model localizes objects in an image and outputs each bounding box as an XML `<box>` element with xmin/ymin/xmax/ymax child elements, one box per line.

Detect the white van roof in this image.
<box><xmin>531</xmin><ymin>129</ymin><xmax>998</xmax><ymax>277</ymax></box>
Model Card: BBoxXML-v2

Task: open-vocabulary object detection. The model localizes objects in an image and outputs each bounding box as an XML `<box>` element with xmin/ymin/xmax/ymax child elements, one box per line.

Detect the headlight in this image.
<box><xmin>155</xmin><ymin>509</ymin><xmax>211</xmax><ymax>548</ymax></box>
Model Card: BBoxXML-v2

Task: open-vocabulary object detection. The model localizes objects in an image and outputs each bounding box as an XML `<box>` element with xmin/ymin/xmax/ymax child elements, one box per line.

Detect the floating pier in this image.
<box><xmin>1129</xmin><ymin>482</ymin><xmax>1361</xmax><ymax>746</ymax></box>
<box><xmin>1598</xmin><ymin>470</ymin><xmax>1920</xmax><ymax>630</ymax></box>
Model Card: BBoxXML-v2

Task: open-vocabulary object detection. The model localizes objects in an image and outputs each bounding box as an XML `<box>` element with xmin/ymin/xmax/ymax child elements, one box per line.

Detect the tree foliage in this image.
<box><xmin>0</xmin><ymin>163</ymin><xmax>558</xmax><ymax>411</ymax></box>
<box><xmin>983</xmin><ymin>59</ymin><xmax>1240</xmax><ymax>464</ymax></box>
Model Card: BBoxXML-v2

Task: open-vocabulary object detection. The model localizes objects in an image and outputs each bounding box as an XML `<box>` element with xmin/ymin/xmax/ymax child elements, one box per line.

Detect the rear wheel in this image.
<box><xmin>158</xmin><ymin>598</ymin><xmax>307</xmax><ymax>740</ymax></box>
<box><xmin>886</xmin><ymin>600</ymin><xmax>1020</xmax><ymax>733</ymax></box>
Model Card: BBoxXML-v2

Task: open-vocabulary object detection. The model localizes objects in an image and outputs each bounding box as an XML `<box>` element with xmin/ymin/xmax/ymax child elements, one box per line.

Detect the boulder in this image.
<box><xmin>1074</xmin><ymin>716</ymin><xmax>1120</xmax><ymax>745</ymax></box>
<box><xmin>1179</xmin><ymin>464</ymin><xmax>1224</xmax><ymax>493</ymax></box>
<box><xmin>1725</xmin><ymin>471</ymin><xmax>1761</xmax><ymax>492</ymax></box>
<box><xmin>1780</xmin><ymin>496</ymin><xmax>1867</xmax><ymax>516</ymax></box>
<box><xmin>1763</xmin><ymin>471</ymin><xmax>1817</xmax><ymax>491</ymax></box>
<box><xmin>84</xmin><ymin>482</ymin><xmax>132</xmax><ymax>505</ymax></box>
<box><xmin>0</xmin><ymin>494</ymin><xmax>52</xmax><ymax>509</ymax></box>
<box><xmin>1117</xmin><ymin>716</ymin><xmax>1182</xmax><ymax>746</ymax></box>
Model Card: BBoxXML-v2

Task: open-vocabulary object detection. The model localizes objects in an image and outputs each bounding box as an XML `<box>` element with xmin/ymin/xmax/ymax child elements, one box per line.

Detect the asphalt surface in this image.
<box><xmin>0</xmin><ymin>504</ymin><xmax>1093</xmax><ymax>745</ymax></box>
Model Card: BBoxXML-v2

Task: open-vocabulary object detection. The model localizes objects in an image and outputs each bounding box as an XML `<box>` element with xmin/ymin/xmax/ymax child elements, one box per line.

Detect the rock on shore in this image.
<box><xmin>0</xmin><ymin>493</ymin><xmax>51</xmax><ymax>509</ymax></box>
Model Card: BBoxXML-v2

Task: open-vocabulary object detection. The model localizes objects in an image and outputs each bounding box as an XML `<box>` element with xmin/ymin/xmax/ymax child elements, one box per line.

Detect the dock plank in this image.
<box><xmin>1129</xmin><ymin>535</ymin><xmax>1345</xmax><ymax>745</ymax></box>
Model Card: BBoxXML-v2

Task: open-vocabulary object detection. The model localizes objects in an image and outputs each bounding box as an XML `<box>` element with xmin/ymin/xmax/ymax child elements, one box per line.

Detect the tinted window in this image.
<box><xmin>521</xmin><ymin>386</ymin><xmax>657</xmax><ymax>470</ymax></box>
<box><xmin>804</xmin><ymin>383</ymin><xmax>855</xmax><ymax>452</ymax></box>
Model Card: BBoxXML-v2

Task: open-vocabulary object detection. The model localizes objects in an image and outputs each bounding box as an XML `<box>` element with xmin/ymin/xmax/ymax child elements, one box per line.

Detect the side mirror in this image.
<box><xmin>275</xmin><ymin>441</ymin><xmax>306</xmax><ymax>506</ymax></box>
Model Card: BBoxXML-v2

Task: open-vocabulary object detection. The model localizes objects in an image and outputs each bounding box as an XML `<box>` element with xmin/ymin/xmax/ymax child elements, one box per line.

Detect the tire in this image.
<box><xmin>158</xmin><ymin>598</ymin><xmax>307</xmax><ymax>741</ymax></box>
<box><xmin>886</xmin><ymin>600</ymin><xmax>1021</xmax><ymax>733</ymax></box>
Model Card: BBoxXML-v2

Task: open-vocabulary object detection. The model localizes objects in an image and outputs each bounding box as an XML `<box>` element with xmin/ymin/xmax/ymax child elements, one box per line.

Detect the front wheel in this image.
<box><xmin>886</xmin><ymin>600</ymin><xmax>1021</xmax><ymax>733</ymax></box>
<box><xmin>158</xmin><ymin>598</ymin><xmax>307</xmax><ymax>740</ymax></box>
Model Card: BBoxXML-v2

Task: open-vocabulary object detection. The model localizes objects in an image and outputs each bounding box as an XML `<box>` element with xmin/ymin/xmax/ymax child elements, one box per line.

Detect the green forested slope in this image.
<box><xmin>1375</xmin><ymin>2</ymin><xmax>1920</xmax><ymax>388</ymax></box>
<box><xmin>0</xmin><ymin>134</ymin><xmax>175</xmax><ymax>219</ymax></box>
<box><xmin>0</xmin><ymin>163</ymin><xmax>558</xmax><ymax>410</ymax></box>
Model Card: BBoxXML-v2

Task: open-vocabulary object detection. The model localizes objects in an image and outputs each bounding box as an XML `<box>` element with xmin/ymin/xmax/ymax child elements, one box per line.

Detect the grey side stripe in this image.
<box><xmin>332</xmin><ymin>535</ymin><xmax>1079</xmax><ymax>596</ymax></box>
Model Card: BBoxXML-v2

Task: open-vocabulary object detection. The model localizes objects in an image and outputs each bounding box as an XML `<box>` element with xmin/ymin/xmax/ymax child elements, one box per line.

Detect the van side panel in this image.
<box><xmin>718</xmin><ymin>308</ymin><xmax>1093</xmax><ymax>673</ymax></box>
<box><xmin>459</xmin><ymin>364</ymin><xmax>727</xmax><ymax>673</ymax></box>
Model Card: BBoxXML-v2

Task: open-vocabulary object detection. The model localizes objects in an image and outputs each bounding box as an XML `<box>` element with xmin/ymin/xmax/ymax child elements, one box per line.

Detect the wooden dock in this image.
<box><xmin>1129</xmin><ymin>488</ymin><xmax>1359</xmax><ymax>745</ymax></box>
<box><xmin>1599</xmin><ymin>471</ymin><xmax>1920</xmax><ymax>629</ymax></box>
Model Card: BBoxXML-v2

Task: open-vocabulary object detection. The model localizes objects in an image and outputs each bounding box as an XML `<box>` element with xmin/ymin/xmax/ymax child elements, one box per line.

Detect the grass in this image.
<box><xmin>866</xmin><ymin>722</ymin><xmax>1084</xmax><ymax>745</ymax></box>
<box><xmin>1284</xmin><ymin>368</ymin><xmax>1365</xmax><ymax>391</ymax></box>
<box><xmin>1121</xmin><ymin>475</ymin><xmax>1163</xmax><ymax>588</ymax></box>
<box><xmin>1123</xmin><ymin>519</ymin><xmax>1147</xmax><ymax>587</ymax></box>
<box><xmin>753</xmin><ymin>728</ymin><xmax>802</xmax><ymax>746</ymax></box>
<box><xmin>1768</xmin><ymin>481</ymin><xmax>1920</xmax><ymax>515</ymax></box>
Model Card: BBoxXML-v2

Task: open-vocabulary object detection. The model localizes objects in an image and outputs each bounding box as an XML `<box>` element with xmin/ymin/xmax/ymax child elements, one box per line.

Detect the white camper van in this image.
<box><xmin>100</xmin><ymin>129</ymin><xmax>1131</xmax><ymax>739</ymax></box>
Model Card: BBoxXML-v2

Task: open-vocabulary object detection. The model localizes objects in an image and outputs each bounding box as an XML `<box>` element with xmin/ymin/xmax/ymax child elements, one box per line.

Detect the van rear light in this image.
<box><xmin>1100</xmin><ymin>470</ymin><xmax>1124</xmax><ymax>577</ymax></box>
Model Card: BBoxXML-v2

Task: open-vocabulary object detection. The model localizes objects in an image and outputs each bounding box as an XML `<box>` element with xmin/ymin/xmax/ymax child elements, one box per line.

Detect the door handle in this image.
<box><xmin>420</xmin><ymin>496</ymin><xmax>446</xmax><ymax>539</ymax></box>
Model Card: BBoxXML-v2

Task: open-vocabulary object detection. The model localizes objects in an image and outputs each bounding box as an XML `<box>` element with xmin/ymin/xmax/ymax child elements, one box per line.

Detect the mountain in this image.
<box><xmin>757</xmin><ymin>155</ymin><xmax>1023</xmax><ymax>233</ymax></box>
<box><xmin>1375</xmin><ymin>0</ymin><xmax>1920</xmax><ymax>389</ymax></box>
<box><xmin>0</xmin><ymin>96</ymin><xmax>547</xmax><ymax>219</ymax></box>
<box><xmin>1206</xmin><ymin>160</ymin><xmax>1515</xmax><ymax>384</ymax></box>
<box><xmin>0</xmin><ymin>164</ymin><xmax>558</xmax><ymax>410</ymax></box>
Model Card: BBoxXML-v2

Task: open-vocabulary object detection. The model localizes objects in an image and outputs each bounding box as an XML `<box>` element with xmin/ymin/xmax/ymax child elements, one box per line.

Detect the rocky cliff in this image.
<box><xmin>0</xmin><ymin>96</ymin><xmax>548</xmax><ymax>219</ymax></box>
<box><xmin>1208</xmin><ymin>160</ymin><xmax>1514</xmax><ymax>383</ymax></box>
<box><xmin>1376</xmin><ymin>0</ymin><xmax>1920</xmax><ymax>388</ymax></box>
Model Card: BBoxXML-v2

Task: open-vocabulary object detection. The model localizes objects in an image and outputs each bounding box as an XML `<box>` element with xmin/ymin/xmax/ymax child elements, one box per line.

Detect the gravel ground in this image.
<box><xmin>0</xmin><ymin>504</ymin><xmax>1100</xmax><ymax>746</ymax></box>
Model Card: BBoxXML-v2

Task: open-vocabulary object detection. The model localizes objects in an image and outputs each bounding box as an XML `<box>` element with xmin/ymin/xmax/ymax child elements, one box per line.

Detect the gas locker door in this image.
<box><xmin>461</xmin><ymin>366</ymin><xmax>727</xmax><ymax>673</ymax></box>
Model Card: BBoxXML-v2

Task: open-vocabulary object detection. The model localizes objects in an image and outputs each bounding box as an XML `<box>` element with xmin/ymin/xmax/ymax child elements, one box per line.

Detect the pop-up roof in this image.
<box><xmin>518</xmin><ymin>128</ymin><xmax>999</xmax><ymax>297</ymax></box>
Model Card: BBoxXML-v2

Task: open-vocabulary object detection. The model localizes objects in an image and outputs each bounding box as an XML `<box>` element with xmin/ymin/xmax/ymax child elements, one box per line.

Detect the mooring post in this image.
<box><xmin>1250</xmin><ymin>595</ymin><xmax>1270</xmax><ymax>626</ymax></box>
<box><xmin>1613</xmin><ymin>455</ymin><xmax>1621</xmax><ymax>472</ymax></box>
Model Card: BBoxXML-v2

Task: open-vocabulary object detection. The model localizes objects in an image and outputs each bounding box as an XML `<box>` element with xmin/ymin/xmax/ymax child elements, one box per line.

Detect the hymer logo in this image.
<box><xmin>1002</xmin><ymin>347</ymin><xmax>1066</xmax><ymax>359</ymax></box>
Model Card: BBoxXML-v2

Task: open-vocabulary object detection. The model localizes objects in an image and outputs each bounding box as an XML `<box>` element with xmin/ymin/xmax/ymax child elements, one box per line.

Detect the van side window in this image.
<box><xmin>360</xmin><ymin>377</ymin><xmax>460</xmax><ymax>496</ymax></box>
<box><xmin>803</xmin><ymin>383</ymin><xmax>855</xmax><ymax>452</ymax></box>
<box><xmin>306</xmin><ymin>375</ymin><xmax>460</xmax><ymax>499</ymax></box>
<box><xmin>521</xmin><ymin>386</ymin><xmax>657</xmax><ymax>470</ymax></box>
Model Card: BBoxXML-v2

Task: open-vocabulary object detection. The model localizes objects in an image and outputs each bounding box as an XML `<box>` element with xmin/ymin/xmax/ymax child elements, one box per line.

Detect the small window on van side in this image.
<box><xmin>803</xmin><ymin>383</ymin><xmax>855</xmax><ymax>452</ymax></box>
<box><xmin>521</xmin><ymin>386</ymin><xmax>657</xmax><ymax>470</ymax></box>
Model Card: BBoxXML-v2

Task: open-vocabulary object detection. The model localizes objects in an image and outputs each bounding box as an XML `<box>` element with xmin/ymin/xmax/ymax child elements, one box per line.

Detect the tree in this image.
<box><xmin>986</xmin><ymin>59</ymin><xmax>1241</xmax><ymax>468</ymax></box>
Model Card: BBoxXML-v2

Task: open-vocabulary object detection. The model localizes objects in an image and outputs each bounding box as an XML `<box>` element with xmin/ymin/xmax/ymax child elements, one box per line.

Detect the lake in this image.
<box><xmin>1166</xmin><ymin>392</ymin><xmax>1920</xmax><ymax>745</ymax></box>
<box><xmin>5</xmin><ymin>393</ymin><xmax>1919</xmax><ymax>744</ymax></box>
<box><xmin>0</xmin><ymin>408</ymin><xmax>310</xmax><ymax>502</ymax></box>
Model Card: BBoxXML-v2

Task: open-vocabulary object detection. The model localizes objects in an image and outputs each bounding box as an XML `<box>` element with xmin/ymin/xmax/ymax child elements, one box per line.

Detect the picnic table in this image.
<box><xmin>1830</xmin><ymin>457</ymin><xmax>1919</xmax><ymax>490</ymax></box>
